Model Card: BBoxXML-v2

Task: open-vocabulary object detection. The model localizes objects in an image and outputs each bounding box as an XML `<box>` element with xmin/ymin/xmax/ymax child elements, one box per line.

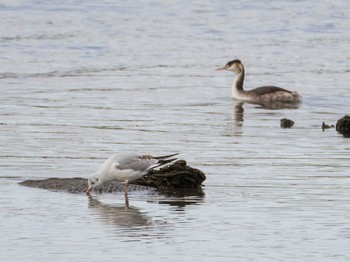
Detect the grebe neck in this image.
<box><xmin>232</xmin><ymin>66</ymin><xmax>245</xmax><ymax>99</ymax></box>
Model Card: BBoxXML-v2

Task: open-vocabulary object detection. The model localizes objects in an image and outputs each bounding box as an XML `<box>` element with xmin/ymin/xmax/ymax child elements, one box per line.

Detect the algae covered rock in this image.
<box><xmin>19</xmin><ymin>177</ymin><xmax>147</xmax><ymax>194</ymax></box>
<box><xmin>336</xmin><ymin>115</ymin><xmax>350</xmax><ymax>137</ymax></box>
<box><xmin>134</xmin><ymin>160</ymin><xmax>206</xmax><ymax>193</ymax></box>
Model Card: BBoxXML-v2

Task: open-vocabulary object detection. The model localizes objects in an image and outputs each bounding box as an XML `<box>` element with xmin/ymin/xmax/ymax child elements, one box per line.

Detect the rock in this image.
<box><xmin>280</xmin><ymin>118</ymin><xmax>294</xmax><ymax>128</ymax></box>
<box><xmin>134</xmin><ymin>160</ymin><xmax>206</xmax><ymax>194</ymax></box>
<box><xmin>19</xmin><ymin>177</ymin><xmax>148</xmax><ymax>194</ymax></box>
<box><xmin>19</xmin><ymin>160</ymin><xmax>206</xmax><ymax>195</ymax></box>
<box><xmin>336</xmin><ymin>115</ymin><xmax>350</xmax><ymax>137</ymax></box>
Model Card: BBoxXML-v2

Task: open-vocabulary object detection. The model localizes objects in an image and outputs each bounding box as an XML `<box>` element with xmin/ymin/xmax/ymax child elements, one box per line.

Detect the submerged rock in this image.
<box><xmin>336</xmin><ymin>115</ymin><xmax>350</xmax><ymax>137</ymax></box>
<box><xmin>280</xmin><ymin>118</ymin><xmax>294</xmax><ymax>128</ymax></box>
<box><xmin>19</xmin><ymin>177</ymin><xmax>146</xmax><ymax>194</ymax></box>
<box><xmin>19</xmin><ymin>160</ymin><xmax>206</xmax><ymax>195</ymax></box>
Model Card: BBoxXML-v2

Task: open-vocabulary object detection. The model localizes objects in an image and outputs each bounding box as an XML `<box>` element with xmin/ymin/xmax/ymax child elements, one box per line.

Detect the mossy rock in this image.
<box><xmin>336</xmin><ymin>115</ymin><xmax>350</xmax><ymax>137</ymax></box>
<box><xmin>280</xmin><ymin>118</ymin><xmax>294</xmax><ymax>128</ymax></box>
<box><xmin>134</xmin><ymin>160</ymin><xmax>206</xmax><ymax>194</ymax></box>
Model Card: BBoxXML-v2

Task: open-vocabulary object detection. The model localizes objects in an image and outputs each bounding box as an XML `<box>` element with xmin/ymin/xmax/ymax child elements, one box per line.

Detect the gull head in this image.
<box><xmin>86</xmin><ymin>174</ymin><xmax>103</xmax><ymax>195</ymax></box>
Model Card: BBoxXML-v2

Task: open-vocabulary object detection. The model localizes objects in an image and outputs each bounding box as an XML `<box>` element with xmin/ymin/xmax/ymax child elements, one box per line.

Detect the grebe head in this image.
<box><xmin>216</xmin><ymin>59</ymin><xmax>243</xmax><ymax>74</ymax></box>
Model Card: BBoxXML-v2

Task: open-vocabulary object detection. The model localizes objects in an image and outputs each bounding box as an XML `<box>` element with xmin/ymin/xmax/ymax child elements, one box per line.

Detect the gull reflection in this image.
<box><xmin>88</xmin><ymin>196</ymin><xmax>152</xmax><ymax>228</ymax></box>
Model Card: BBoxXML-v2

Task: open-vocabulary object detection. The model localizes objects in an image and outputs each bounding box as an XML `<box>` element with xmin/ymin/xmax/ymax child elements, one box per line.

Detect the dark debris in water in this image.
<box><xmin>280</xmin><ymin>118</ymin><xmax>294</xmax><ymax>128</ymax></box>
<box><xmin>322</xmin><ymin>122</ymin><xmax>334</xmax><ymax>131</ymax></box>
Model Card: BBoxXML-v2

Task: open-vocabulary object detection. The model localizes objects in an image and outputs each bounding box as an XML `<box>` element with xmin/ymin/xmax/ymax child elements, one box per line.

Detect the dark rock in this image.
<box><xmin>336</xmin><ymin>115</ymin><xmax>350</xmax><ymax>137</ymax></box>
<box><xmin>280</xmin><ymin>118</ymin><xmax>294</xmax><ymax>128</ymax></box>
<box><xmin>19</xmin><ymin>160</ymin><xmax>206</xmax><ymax>195</ymax></box>
<box><xmin>134</xmin><ymin>160</ymin><xmax>206</xmax><ymax>194</ymax></box>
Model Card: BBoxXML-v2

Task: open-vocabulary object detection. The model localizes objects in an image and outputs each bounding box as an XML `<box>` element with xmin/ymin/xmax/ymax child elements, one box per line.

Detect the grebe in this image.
<box><xmin>86</xmin><ymin>153</ymin><xmax>178</xmax><ymax>196</ymax></box>
<box><xmin>217</xmin><ymin>59</ymin><xmax>301</xmax><ymax>105</ymax></box>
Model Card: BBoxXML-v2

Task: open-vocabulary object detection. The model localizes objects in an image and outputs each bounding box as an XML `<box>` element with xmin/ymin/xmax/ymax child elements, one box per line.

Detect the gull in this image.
<box><xmin>86</xmin><ymin>153</ymin><xmax>178</xmax><ymax>197</ymax></box>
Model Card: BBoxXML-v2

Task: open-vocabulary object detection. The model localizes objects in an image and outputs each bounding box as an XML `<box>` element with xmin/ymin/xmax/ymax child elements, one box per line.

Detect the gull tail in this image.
<box><xmin>153</xmin><ymin>158</ymin><xmax>178</xmax><ymax>169</ymax></box>
<box><xmin>152</xmin><ymin>153</ymin><xmax>179</xmax><ymax>169</ymax></box>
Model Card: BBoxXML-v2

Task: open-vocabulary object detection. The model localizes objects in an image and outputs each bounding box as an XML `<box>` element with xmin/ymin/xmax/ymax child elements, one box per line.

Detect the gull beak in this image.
<box><xmin>216</xmin><ymin>65</ymin><xmax>227</xmax><ymax>71</ymax></box>
<box><xmin>86</xmin><ymin>186</ymin><xmax>93</xmax><ymax>195</ymax></box>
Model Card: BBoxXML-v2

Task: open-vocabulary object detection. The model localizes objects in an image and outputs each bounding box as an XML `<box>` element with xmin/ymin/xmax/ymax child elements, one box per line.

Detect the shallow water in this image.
<box><xmin>1</xmin><ymin>1</ymin><xmax>350</xmax><ymax>261</ymax></box>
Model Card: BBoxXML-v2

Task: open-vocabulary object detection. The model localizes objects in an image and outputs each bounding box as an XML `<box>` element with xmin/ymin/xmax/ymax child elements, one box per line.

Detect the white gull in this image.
<box><xmin>86</xmin><ymin>153</ymin><xmax>178</xmax><ymax>196</ymax></box>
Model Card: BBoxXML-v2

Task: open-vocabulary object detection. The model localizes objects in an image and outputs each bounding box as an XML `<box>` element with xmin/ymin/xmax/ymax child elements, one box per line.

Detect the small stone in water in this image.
<box><xmin>280</xmin><ymin>118</ymin><xmax>294</xmax><ymax>128</ymax></box>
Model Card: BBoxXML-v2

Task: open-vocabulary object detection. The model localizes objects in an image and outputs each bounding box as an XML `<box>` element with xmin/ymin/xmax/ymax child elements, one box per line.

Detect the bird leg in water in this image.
<box><xmin>124</xmin><ymin>180</ymin><xmax>129</xmax><ymax>198</ymax></box>
<box><xmin>124</xmin><ymin>194</ymin><xmax>129</xmax><ymax>208</ymax></box>
<box><xmin>124</xmin><ymin>180</ymin><xmax>129</xmax><ymax>208</ymax></box>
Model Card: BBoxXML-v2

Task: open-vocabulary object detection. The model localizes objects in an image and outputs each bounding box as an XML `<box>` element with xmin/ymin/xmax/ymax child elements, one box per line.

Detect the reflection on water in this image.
<box><xmin>254</xmin><ymin>101</ymin><xmax>302</xmax><ymax>110</ymax></box>
<box><xmin>232</xmin><ymin>101</ymin><xmax>245</xmax><ymax>126</ymax></box>
<box><xmin>88</xmin><ymin>196</ymin><xmax>152</xmax><ymax>228</ymax></box>
<box><xmin>155</xmin><ymin>188</ymin><xmax>205</xmax><ymax>208</ymax></box>
<box><xmin>163</xmin><ymin>187</ymin><xmax>205</xmax><ymax>197</ymax></box>
<box><xmin>232</xmin><ymin>100</ymin><xmax>301</xmax><ymax>125</ymax></box>
<box><xmin>157</xmin><ymin>197</ymin><xmax>204</xmax><ymax>209</ymax></box>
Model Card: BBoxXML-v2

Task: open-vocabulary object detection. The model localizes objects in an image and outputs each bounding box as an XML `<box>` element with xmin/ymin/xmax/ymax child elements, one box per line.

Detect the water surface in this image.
<box><xmin>1</xmin><ymin>1</ymin><xmax>350</xmax><ymax>261</ymax></box>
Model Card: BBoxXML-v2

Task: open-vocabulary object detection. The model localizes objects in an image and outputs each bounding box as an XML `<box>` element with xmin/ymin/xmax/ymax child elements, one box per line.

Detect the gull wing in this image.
<box><xmin>115</xmin><ymin>153</ymin><xmax>178</xmax><ymax>172</ymax></box>
<box><xmin>116</xmin><ymin>155</ymin><xmax>155</xmax><ymax>172</ymax></box>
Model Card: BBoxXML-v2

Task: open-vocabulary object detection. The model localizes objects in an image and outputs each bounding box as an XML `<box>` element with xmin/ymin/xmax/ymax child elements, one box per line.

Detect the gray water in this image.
<box><xmin>1</xmin><ymin>1</ymin><xmax>350</xmax><ymax>261</ymax></box>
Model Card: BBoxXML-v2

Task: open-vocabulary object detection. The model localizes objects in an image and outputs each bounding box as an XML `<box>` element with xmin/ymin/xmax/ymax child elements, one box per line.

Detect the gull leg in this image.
<box><xmin>124</xmin><ymin>180</ymin><xmax>129</xmax><ymax>197</ymax></box>
<box><xmin>124</xmin><ymin>193</ymin><xmax>129</xmax><ymax>208</ymax></box>
<box><xmin>124</xmin><ymin>180</ymin><xmax>129</xmax><ymax>208</ymax></box>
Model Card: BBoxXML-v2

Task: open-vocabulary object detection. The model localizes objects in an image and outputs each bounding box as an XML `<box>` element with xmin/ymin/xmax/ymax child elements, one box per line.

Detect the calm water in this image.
<box><xmin>1</xmin><ymin>1</ymin><xmax>350</xmax><ymax>261</ymax></box>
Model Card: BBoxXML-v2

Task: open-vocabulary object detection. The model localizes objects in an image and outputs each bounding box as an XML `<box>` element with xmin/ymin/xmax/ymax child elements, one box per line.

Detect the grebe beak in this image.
<box><xmin>216</xmin><ymin>66</ymin><xmax>227</xmax><ymax>71</ymax></box>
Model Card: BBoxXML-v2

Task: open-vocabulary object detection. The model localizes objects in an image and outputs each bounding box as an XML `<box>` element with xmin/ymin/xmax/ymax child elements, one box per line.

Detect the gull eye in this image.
<box><xmin>96</xmin><ymin>178</ymin><xmax>99</xmax><ymax>181</ymax></box>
